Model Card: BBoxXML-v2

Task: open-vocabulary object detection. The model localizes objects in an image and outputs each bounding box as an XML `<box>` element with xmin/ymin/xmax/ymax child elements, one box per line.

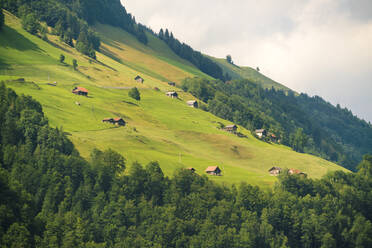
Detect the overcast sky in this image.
<box><xmin>122</xmin><ymin>0</ymin><xmax>372</xmax><ymax>122</ymax></box>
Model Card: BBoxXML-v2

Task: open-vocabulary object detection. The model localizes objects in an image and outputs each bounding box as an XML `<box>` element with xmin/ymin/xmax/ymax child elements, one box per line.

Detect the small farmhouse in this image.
<box><xmin>268</xmin><ymin>167</ymin><xmax>282</xmax><ymax>176</ymax></box>
<box><xmin>186</xmin><ymin>167</ymin><xmax>196</xmax><ymax>172</ymax></box>
<box><xmin>134</xmin><ymin>75</ymin><xmax>144</xmax><ymax>83</ymax></box>
<box><xmin>113</xmin><ymin>117</ymin><xmax>126</xmax><ymax>126</ymax></box>
<box><xmin>289</xmin><ymin>168</ymin><xmax>307</xmax><ymax>177</ymax></box>
<box><xmin>255</xmin><ymin>129</ymin><xmax>267</xmax><ymax>138</ymax></box>
<box><xmin>102</xmin><ymin>117</ymin><xmax>126</xmax><ymax>126</ymax></box>
<box><xmin>269</xmin><ymin>133</ymin><xmax>278</xmax><ymax>142</ymax></box>
<box><xmin>205</xmin><ymin>166</ymin><xmax>222</xmax><ymax>176</ymax></box>
<box><xmin>187</xmin><ymin>100</ymin><xmax>198</xmax><ymax>108</ymax></box>
<box><xmin>72</xmin><ymin>86</ymin><xmax>88</xmax><ymax>96</ymax></box>
<box><xmin>224</xmin><ymin>124</ymin><xmax>237</xmax><ymax>133</ymax></box>
<box><xmin>166</xmin><ymin>91</ymin><xmax>178</xmax><ymax>98</ymax></box>
<box><xmin>168</xmin><ymin>82</ymin><xmax>176</xmax><ymax>86</ymax></box>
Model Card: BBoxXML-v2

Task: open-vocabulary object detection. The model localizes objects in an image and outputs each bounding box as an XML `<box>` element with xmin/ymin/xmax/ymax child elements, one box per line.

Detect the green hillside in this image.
<box><xmin>0</xmin><ymin>11</ymin><xmax>347</xmax><ymax>187</ymax></box>
<box><xmin>210</xmin><ymin>56</ymin><xmax>291</xmax><ymax>91</ymax></box>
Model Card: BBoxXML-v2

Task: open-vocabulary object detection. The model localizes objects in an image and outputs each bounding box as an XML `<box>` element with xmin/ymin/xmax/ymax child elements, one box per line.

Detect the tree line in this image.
<box><xmin>0</xmin><ymin>82</ymin><xmax>372</xmax><ymax>247</ymax></box>
<box><xmin>181</xmin><ymin>77</ymin><xmax>372</xmax><ymax>170</ymax></box>
<box><xmin>0</xmin><ymin>0</ymin><xmax>148</xmax><ymax>59</ymax></box>
<box><xmin>158</xmin><ymin>28</ymin><xmax>227</xmax><ymax>81</ymax></box>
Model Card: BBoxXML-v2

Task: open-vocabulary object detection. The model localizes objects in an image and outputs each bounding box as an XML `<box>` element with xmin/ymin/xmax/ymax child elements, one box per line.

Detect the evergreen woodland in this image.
<box><xmin>1</xmin><ymin>84</ymin><xmax>372</xmax><ymax>247</ymax></box>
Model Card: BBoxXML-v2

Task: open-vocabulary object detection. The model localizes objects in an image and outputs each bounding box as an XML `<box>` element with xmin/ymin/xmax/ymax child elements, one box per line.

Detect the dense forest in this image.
<box><xmin>1</xmin><ymin>83</ymin><xmax>372</xmax><ymax>247</ymax></box>
<box><xmin>181</xmin><ymin>77</ymin><xmax>372</xmax><ymax>170</ymax></box>
<box><xmin>0</xmin><ymin>7</ymin><xmax>4</xmax><ymax>30</ymax></box>
<box><xmin>0</xmin><ymin>0</ymin><xmax>147</xmax><ymax>58</ymax></box>
<box><xmin>158</xmin><ymin>28</ymin><xmax>226</xmax><ymax>81</ymax></box>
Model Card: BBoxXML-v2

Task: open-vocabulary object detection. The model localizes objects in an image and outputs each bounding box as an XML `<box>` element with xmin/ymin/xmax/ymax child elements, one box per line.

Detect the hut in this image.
<box><xmin>102</xmin><ymin>117</ymin><xmax>126</xmax><ymax>126</ymax></box>
<box><xmin>187</xmin><ymin>100</ymin><xmax>198</xmax><ymax>108</ymax></box>
<box><xmin>269</xmin><ymin>133</ymin><xmax>278</xmax><ymax>142</ymax></box>
<box><xmin>113</xmin><ymin>117</ymin><xmax>126</xmax><ymax>126</ymax></box>
<box><xmin>268</xmin><ymin>167</ymin><xmax>282</xmax><ymax>176</ymax></box>
<box><xmin>72</xmin><ymin>86</ymin><xmax>88</xmax><ymax>96</ymax></box>
<box><xmin>134</xmin><ymin>75</ymin><xmax>144</xmax><ymax>83</ymax></box>
<box><xmin>289</xmin><ymin>168</ymin><xmax>307</xmax><ymax>177</ymax></box>
<box><xmin>205</xmin><ymin>166</ymin><xmax>222</xmax><ymax>176</ymax></box>
<box><xmin>166</xmin><ymin>91</ymin><xmax>178</xmax><ymax>98</ymax></box>
<box><xmin>224</xmin><ymin>124</ymin><xmax>237</xmax><ymax>133</ymax></box>
<box><xmin>168</xmin><ymin>82</ymin><xmax>176</xmax><ymax>86</ymax></box>
<box><xmin>255</xmin><ymin>129</ymin><xmax>267</xmax><ymax>138</ymax></box>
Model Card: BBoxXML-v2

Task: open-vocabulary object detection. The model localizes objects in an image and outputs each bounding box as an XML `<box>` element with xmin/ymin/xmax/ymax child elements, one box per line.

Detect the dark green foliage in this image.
<box><xmin>128</xmin><ymin>87</ymin><xmax>141</xmax><ymax>101</ymax></box>
<box><xmin>181</xmin><ymin>77</ymin><xmax>372</xmax><ymax>170</ymax></box>
<box><xmin>1</xmin><ymin>83</ymin><xmax>372</xmax><ymax>247</ymax></box>
<box><xmin>159</xmin><ymin>28</ymin><xmax>225</xmax><ymax>81</ymax></box>
<box><xmin>226</xmin><ymin>54</ymin><xmax>232</xmax><ymax>64</ymax></box>
<box><xmin>21</xmin><ymin>13</ymin><xmax>40</xmax><ymax>35</ymax></box>
<box><xmin>0</xmin><ymin>8</ymin><xmax>4</xmax><ymax>31</ymax></box>
<box><xmin>72</xmin><ymin>59</ymin><xmax>77</xmax><ymax>70</ymax></box>
<box><xmin>59</xmin><ymin>54</ymin><xmax>65</xmax><ymax>63</ymax></box>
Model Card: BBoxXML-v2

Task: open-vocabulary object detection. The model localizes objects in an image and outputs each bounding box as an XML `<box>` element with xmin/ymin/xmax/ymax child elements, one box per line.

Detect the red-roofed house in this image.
<box><xmin>72</xmin><ymin>86</ymin><xmax>88</xmax><ymax>96</ymax></box>
<box><xmin>205</xmin><ymin>166</ymin><xmax>222</xmax><ymax>176</ymax></box>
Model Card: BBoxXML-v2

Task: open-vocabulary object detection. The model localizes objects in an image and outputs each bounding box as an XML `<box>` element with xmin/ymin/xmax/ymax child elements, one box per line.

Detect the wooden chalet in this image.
<box><xmin>224</xmin><ymin>124</ymin><xmax>237</xmax><ymax>133</ymax></box>
<box><xmin>269</xmin><ymin>133</ymin><xmax>278</xmax><ymax>142</ymax></box>
<box><xmin>168</xmin><ymin>82</ymin><xmax>176</xmax><ymax>86</ymax></box>
<box><xmin>102</xmin><ymin>117</ymin><xmax>126</xmax><ymax>126</ymax></box>
<box><xmin>72</xmin><ymin>86</ymin><xmax>88</xmax><ymax>96</ymax></box>
<box><xmin>268</xmin><ymin>167</ymin><xmax>282</xmax><ymax>176</ymax></box>
<box><xmin>289</xmin><ymin>168</ymin><xmax>307</xmax><ymax>177</ymax></box>
<box><xmin>255</xmin><ymin>129</ymin><xmax>267</xmax><ymax>138</ymax></box>
<box><xmin>205</xmin><ymin>166</ymin><xmax>222</xmax><ymax>176</ymax></box>
<box><xmin>166</xmin><ymin>91</ymin><xmax>178</xmax><ymax>98</ymax></box>
<box><xmin>187</xmin><ymin>100</ymin><xmax>198</xmax><ymax>108</ymax></box>
<box><xmin>134</xmin><ymin>75</ymin><xmax>144</xmax><ymax>83</ymax></box>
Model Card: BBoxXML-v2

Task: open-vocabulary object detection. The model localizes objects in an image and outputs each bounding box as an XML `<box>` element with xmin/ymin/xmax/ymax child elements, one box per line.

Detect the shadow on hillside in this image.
<box><xmin>0</xmin><ymin>57</ymin><xmax>10</xmax><ymax>70</ymax></box>
<box><xmin>101</xmin><ymin>37</ymin><xmax>124</xmax><ymax>51</ymax></box>
<box><xmin>123</xmin><ymin>100</ymin><xmax>138</xmax><ymax>106</ymax></box>
<box><xmin>0</xmin><ymin>26</ymin><xmax>44</xmax><ymax>52</ymax></box>
<box><xmin>99</xmin><ymin>46</ymin><xmax>122</xmax><ymax>64</ymax></box>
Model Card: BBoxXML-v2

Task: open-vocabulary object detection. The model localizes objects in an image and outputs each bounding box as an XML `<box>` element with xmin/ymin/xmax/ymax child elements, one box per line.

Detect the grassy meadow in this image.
<box><xmin>0</xmin><ymin>11</ymin><xmax>348</xmax><ymax>187</ymax></box>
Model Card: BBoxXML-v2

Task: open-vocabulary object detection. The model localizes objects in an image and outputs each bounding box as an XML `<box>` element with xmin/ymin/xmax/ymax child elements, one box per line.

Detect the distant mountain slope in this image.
<box><xmin>0</xmin><ymin>11</ymin><xmax>347</xmax><ymax>186</ymax></box>
<box><xmin>210</xmin><ymin>56</ymin><xmax>291</xmax><ymax>91</ymax></box>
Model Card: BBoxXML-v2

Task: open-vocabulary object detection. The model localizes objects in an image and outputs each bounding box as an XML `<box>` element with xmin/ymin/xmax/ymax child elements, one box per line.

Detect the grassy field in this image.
<box><xmin>0</xmin><ymin>11</ymin><xmax>348</xmax><ymax>187</ymax></box>
<box><xmin>210</xmin><ymin>56</ymin><xmax>292</xmax><ymax>92</ymax></box>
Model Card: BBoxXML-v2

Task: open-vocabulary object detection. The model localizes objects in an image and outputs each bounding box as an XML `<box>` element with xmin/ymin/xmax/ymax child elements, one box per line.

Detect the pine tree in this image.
<box><xmin>128</xmin><ymin>87</ymin><xmax>140</xmax><ymax>101</ymax></box>
<box><xmin>0</xmin><ymin>8</ymin><xmax>4</xmax><ymax>31</ymax></box>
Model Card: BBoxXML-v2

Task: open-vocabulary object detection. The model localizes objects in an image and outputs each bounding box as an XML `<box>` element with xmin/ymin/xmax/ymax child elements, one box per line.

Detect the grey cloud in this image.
<box><xmin>122</xmin><ymin>0</ymin><xmax>372</xmax><ymax>122</ymax></box>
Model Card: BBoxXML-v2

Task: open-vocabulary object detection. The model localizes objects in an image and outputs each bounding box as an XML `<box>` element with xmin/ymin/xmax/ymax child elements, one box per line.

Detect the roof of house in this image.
<box><xmin>74</xmin><ymin>87</ymin><xmax>88</xmax><ymax>93</ymax></box>
<box><xmin>289</xmin><ymin>168</ymin><xmax>302</xmax><ymax>174</ymax></box>
<box><xmin>268</xmin><ymin>167</ymin><xmax>282</xmax><ymax>171</ymax></box>
<box><xmin>205</xmin><ymin>166</ymin><xmax>220</xmax><ymax>172</ymax></box>
<box><xmin>187</xmin><ymin>167</ymin><xmax>195</xmax><ymax>171</ymax></box>
<box><xmin>103</xmin><ymin>118</ymin><xmax>113</xmax><ymax>121</ymax></box>
<box><xmin>225</xmin><ymin>124</ymin><xmax>237</xmax><ymax>128</ymax></box>
<box><xmin>187</xmin><ymin>100</ymin><xmax>197</xmax><ymax>104</ymax></box>
<box><xmin>113</xmin><ymin>117</ymin><xmax>124</xmax><ymax>122</ymax></box>
<box><xmin>255</xmin><ymin>129</ymin><xmax>266</xmax><ymax>133</ymax></box>
<box><xmin>166</xmin><ymin>91</ymin><xmax>177</xmax><ymax>95</ymax></box>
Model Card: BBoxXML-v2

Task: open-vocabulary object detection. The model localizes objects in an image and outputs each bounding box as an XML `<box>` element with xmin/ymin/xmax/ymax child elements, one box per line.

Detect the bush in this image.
<box><xmin>72</xmin><ymin>59</ymin><xmax>78</xmax><ymax>70</ymax></box>
<box><xmin>21</xmin><ymin>13</ymin><xmax>40</xmax><ymax>35</ymax></box>
<box><xmin>128</xmin><ymin>87</ymin><xmax>140</xmax><ymax>101</ymax></box>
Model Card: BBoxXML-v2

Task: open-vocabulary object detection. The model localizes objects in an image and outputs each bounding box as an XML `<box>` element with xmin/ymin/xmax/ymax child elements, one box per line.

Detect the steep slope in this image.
<box><xmin>0</xmin><ymin>11</ymin><xmax>347</xmax><ymax>187</ymax></box>
<box><xmin>210</xmin><ymin>56</ymin><xmax>291</xmax><ymax>91</ymax></box>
